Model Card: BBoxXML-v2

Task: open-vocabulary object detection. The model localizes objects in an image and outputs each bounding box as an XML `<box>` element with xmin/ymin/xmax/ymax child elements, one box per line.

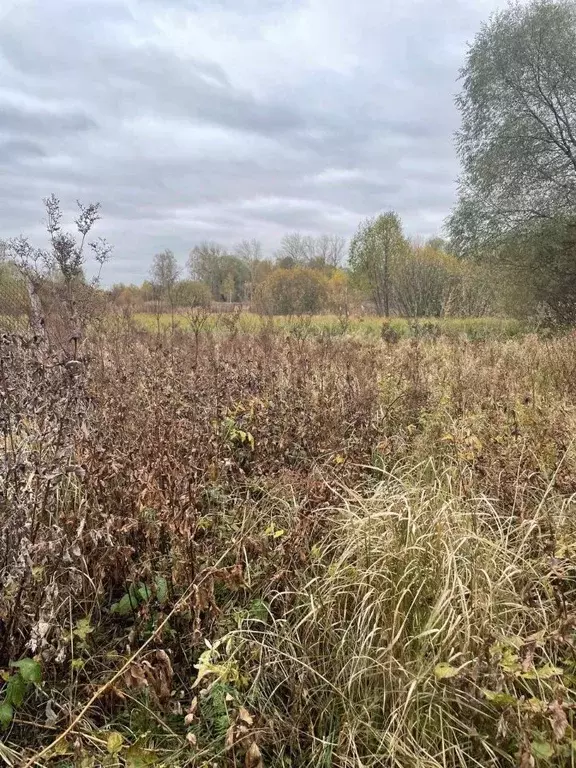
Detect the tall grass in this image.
<box><xmin>2</xmin><ymin>323</ymin><xmax>576</xmax><ymax>766</ymax></box>
<box><xmin>237</xmin><ymin>468</ymin><xmax>576</xmax><ymax>766</ymax></box>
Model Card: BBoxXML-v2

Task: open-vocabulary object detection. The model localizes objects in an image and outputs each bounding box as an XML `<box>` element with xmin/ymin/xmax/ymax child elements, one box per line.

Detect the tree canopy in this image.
<box><xmin>450</xmin><ymin>0</ymin><xmax>576</xmax><ymax>253</ymax></box>
<box><xmin>349</xmin><ymin>212</ymin><xmax>408</xmax><ymax>316</ymax></box>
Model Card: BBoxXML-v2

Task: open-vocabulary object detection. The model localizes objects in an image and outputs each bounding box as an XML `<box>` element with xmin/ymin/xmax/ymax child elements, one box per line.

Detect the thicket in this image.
<box><xmin>1</xmin><ymin>319</ymin><xmax>576</xmax><ymax>766</ymax></box>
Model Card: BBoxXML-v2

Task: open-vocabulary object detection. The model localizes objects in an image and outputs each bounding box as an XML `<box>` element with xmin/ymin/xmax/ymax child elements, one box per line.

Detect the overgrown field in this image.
<box><xmin>2</xmin><ymin>322</ymin><xmax>576</xmax><ymax>767</ymax></box>
<box><xmin>132</xmin><ymin>311</ymin><xmax>525</xmax><ymax>341</ymax></box>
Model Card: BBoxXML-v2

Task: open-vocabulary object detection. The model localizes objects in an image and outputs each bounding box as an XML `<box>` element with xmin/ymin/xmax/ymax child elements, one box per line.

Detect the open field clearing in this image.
<box><xmin>2</xmin><ymin>325</ymin><xmax>576</xmax><ymax>767</ymax></box>
<box><xmin>131</xmin><ymin>312</ymin><xmax>526</xmax><ymax>341</ymax></box>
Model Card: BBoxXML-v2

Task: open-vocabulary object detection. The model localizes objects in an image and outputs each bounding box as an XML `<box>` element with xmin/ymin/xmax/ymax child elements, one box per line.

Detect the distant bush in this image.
<box><xmin>174</xmin><ymin>279</ymin><xmax>212</xmax><ymax>308</ymax></box>
<box><xmin>254</xmin><ymin>267</ymin><xmax>327</xmax><ymax>315</ymax></box>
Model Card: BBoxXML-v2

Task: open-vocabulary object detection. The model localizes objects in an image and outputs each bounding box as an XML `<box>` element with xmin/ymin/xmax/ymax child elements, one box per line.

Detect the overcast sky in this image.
<box><xmin>1</xmin><ymin>0</ymin><xmax>505</xmax><ymax>284</ymax></box>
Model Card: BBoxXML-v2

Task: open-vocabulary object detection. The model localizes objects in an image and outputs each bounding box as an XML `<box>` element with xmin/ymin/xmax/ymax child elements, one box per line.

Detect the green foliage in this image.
<box><xmin>10</xmin><ymin>657</ymin><xmax>42</xmax><ymax>684</ymax></box>
<box><xmin>111</xmin><ymin>576</ymin><xmax>168</xmax><ymax>616</ymax></box>
<box><xmin>0</xmin><ymin>658</ymin><xmax>41</xmax><ymax>728</ymax></box>
<box><xmin>449</xmin><ymin>0</ymin><xmax>576</xmax><ymax>323</ymax></box>
<box><xmin>188</xmin><ymin>242</ymin><xmax>250</xmax><ymax>301</ymax></box>
<box><xmin>349</xmin><ymin>211</ymin><xmax>408</xmax><ymax>315</ymax></box>
<box><xmin>496</xmin><ymin>216</ymin><xmax>576</xmax><ymax>324</ymax></box>
<box><xmin>451</xmin><ymin>0</ymin><xmax>576</xmax><ymax>251</ymax></box>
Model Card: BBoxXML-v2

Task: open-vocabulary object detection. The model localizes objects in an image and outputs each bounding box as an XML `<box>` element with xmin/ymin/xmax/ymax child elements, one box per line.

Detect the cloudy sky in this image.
<box><xmin>1</xmin><ymin>0</ymin><xmax>504</xmax><ymax>283</ymax></box>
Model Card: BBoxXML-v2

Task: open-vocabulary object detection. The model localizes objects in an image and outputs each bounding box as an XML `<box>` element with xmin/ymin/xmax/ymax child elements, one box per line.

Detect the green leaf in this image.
<box><xmin>154</xmin><ymin>576</ymin><xmax>168</xmax><ymax>604</ymax></box>
<box><xmin>73</xmin><ymin>617</ymin><xmax>94</xmax><ymax>642</ymax></box>
<box><xmin>521</xmin><ymin>663</ymin><xmax>563</xmax><ymax>680</ymax></box>
<box><xmin>47</xmin><ymin>739</ymin><xmax>71</xmax><ymax>757</ymax></box>
<box><xmin>310</xmin><ymin>544</ymin><xmax>322</xmax><ymax>560</ymax></box>
<box><xmin>106</xmin><ymin>731</ymin><xmax>124</xmax><ymax>754</ymax></box>
<box><xmin>273</xmin><ymin>528</ymin><xmax>285</xmax><ymax>539</ymax></box>
<box><xmin>0</xmin><ymin>702</ymin><xmax>13</xmax><ymax>729</ymax></box>
<box><xmin>124</xmin><ymin>745</ymin><xmax>159</xmax><ymax>767</ymax></box>
<box><xmin>6</xmin><ymin>674</ymin><xmax>26</xmax><ymax>707</ymax></box>
<box><xmin>499</xmin><ymin>648</ymin><xmax>521</xmax><ymax>674</ymax></box>
<box><xmin>482</xmin><ymin>689</ymin><xmax>517</xmax><ymax>707</ymax></box>
<box><xmin>111</xmin><ymin>592</ymin><xmax>136</xmax><ymax>615</ymax></box>
<box><xmin>10</xmin><ymin>657</ymin><xmax>41</xmax><ymax>684</ymax></box>
<box><xmin>524</xmin><ymin>697</ymin><xmax>547</xmax><ymax>714</ymax></box>
<box><xmin>137</xmin><ymin>583</ymin><xmax>151</xmax><ymax>603</ymax></box>
<box><xmin>531</xmin><ymin>740</ymin><xmax>555</xmax><ymax>759</ymax></box>
<box><xmin>434</xmin><ymin>662</ymin><xmax>459</xmax><ymax>680</ymax></box>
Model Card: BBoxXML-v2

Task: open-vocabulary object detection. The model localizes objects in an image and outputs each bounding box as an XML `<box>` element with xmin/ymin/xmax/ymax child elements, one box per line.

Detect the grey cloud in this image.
<box><xmin>0</xmin><ymin>138</ymin><xmax>46</xmax><ymax>162</ymax></box>
<box><xmin>0</xmin><ymin>0</ymin><xmax>506</xmax><ymax>283</ymax></box>
<box><xmin>0</xmin><ymin>102</ymin><xmax>96</xmax><ymax>138</ymax></box>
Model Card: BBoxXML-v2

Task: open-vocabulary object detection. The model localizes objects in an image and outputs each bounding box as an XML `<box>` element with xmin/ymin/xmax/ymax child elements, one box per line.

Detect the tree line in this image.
<box><xmin>108</xmin><ymin>223</ymin><xmax>492</xmax><ymax>319</ymax></box>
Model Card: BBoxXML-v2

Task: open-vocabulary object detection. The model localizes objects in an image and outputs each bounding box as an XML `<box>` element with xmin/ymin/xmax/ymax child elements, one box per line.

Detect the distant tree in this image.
<box><xmin>312</xmin><ymin>234</ymin><xmax>347</xmax><ymax>268</ymax></box>
<box><xmin>151</xmin><ymin>249</ymin><xmax>179</xmax><ymax>293</ymax></box>
<box><xmin>188</xmin><ymin>242</ymin><xmax>228</xmax><ymax>297</ymax></box>
<box><xmin>393</xmin><ymin>244</ymin><xmax>460</xmax><ymax>318</ymax></box>
<box><xmin>151</xmin><ymin>249</ymin><xmax>179</xmax><ymax>318</ymax></box>
<box><xmin>326</xmin><ymin>269</ymin><xmax>358</xmax><ymax>330</ymax></box>
<box><xmin>222</xmin><ymin>272</ymin><xmax>235</xmax><ymax>303</ymax></box>
<box><xmin>426</xmin><ymin>237</ymin><xmax>453</xmax><ymax>254</ymax></box>
<box><xmin>218</xmin><ymin>256</ymin><xmax>250</xmax><ymax>302</ymax></box>
<box><xmin>349</xmin><ymin>212</ymin><xmax>408</xmax><ymax>316</ymax></box>
<box><xmin>275</xmin><ymin>233</ymin><xmax>315</xmax><ymax>269</ymax></box>
<box><xmin>234</xmin><ymin>238</ymin><xmax>263</xmax><ymax>263</ymax></box>
<box><xmin>140</xmin><ymin>280</ymin><xmax>156</xmax><ymax>303</ymax></box>
<box><xmin>234</xmin><ymin>239</ymin><xmax>266</xmax><ymax>300</ymax></box>
<box><xmin>111</xmin><ymin>284</ymin><xmax>142</xmax><ymax>315</ymax></box>
<box><xmin>188</xmin><ymin>242</ymin><xmax>249</xmax><ymax>301</ymax></box>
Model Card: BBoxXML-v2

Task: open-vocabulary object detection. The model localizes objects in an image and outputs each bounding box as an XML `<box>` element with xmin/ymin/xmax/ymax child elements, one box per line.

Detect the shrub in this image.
<box><xmin>174</xmin><ymin>279</ymin><xmax>212</xmax><ymax>308</ymax></box>
<box><xmin>253</xmin><ymin>267</ymin><xmax>327</xmax><ymax>315</ymax></box>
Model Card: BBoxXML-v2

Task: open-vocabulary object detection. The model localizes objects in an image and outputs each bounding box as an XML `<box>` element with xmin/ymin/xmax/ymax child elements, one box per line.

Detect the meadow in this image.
<box><xmin>2</xmin><ymin>317</ymin><xmax>576</xmax><ymax>767</ymax></box>
<box><xmin>133</xmin><ymin>310</ymin><xmax>526</xmax><ymax>341</ymax></box>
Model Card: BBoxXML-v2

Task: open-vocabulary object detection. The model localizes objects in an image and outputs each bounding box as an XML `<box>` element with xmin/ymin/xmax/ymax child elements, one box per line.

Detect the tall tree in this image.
<box><xmin>275</xmin><ymin>233</ymin><xmax>315</xmax><ymax>268</ymax></box>
<box><xmin>349</xmin><ymin>212</ymin><xmax>407</xmax><ymax>316</ymax></box>
<box><xmin>313</xmin><ymin>234</ymin><xmax>347</xmax><ymax>268</ymax></box>
<box><xmin>188</xmin><ymin>242</ymin><xmax>228</xmax><ymax>298</ymax></box>
<box><xmin>151</xmin><ymin>249</ymin><xmax>179</xmax><ymax>313</ymax></box>
<box><xmin>450</xmin><ymin>0</ymin><xmax>576</xmax><ymax>253</ymax></box>
<box><xmin>235</xmin><ymin>239</ymin><xmax>265</xmax><ymax>299</ymax></box>
<box><xmin>234</xmin><ymin>239</ymin><xmax>263</xmax><ymax>263</ymax></box>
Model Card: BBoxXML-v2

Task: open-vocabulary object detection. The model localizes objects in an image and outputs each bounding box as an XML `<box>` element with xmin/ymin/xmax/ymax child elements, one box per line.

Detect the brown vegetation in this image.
<box><xmin>1</xmin><ymin>320</ymin><xmax>576</xmax><ymax>766</ymax></box>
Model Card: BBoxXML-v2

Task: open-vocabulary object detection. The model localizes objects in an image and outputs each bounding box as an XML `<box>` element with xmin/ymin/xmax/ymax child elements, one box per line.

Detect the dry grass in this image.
<box><xmin>237</xmin><ymin>471</ymin><xmax>576</xmax><ymax>766</ymax></box>
<box><xmin>1</xmin><ymin>321</ymin><xmax>576</xmax><ymax>766</ymax></box>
